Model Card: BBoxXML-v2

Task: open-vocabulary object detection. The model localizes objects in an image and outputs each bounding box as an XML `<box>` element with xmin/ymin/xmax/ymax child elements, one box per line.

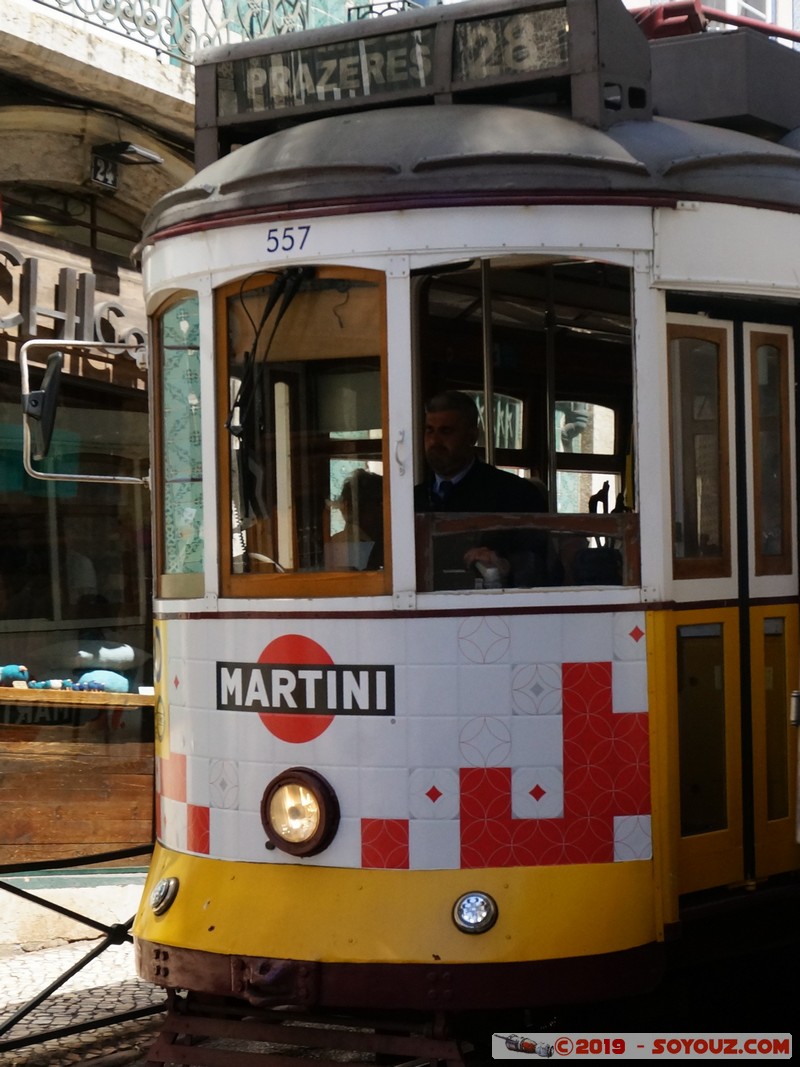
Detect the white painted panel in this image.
<box><xmin>654</xmin><ymin>203</ymin><xmax>800</xmax><ymax>297</ymax></box>
<box><xmin>144</xmin><ymin>204</ymin><xmax>655</xmax><ymax>296</ymax></box>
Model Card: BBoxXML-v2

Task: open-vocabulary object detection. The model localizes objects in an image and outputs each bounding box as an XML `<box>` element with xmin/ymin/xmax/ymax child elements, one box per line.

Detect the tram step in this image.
<box><xmin>144</xmin><ymin>994</ymin><xmax>467</xmax><ymax>1067</ymax></box>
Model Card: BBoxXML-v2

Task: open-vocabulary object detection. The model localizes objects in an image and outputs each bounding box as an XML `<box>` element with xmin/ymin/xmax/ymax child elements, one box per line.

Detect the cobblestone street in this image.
<box><xmin>0</xmin><ymin>940</ymin><xmax>166</xmax><ymax>1066</ymax></box>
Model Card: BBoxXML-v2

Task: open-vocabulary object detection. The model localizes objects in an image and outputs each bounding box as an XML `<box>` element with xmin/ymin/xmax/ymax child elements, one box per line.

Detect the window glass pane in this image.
<box><xmin>225</xmin><ymin>270</ymin><xmax>384</xmax><ymax>579</ymax></box>
<box><xmin>555</xmin><ymin>401</ymin><xmax>615</xmax><ymax>455</ymax></box>
<box><xmin>557</xmin><ymin>471</ymin><xmax>622</xmax><ymax>515</ymax></box>
<box><xmin>751</xmin><ymin>336</ymin><xmax>791</xmax><ymax>575</ymax></box>
<box><xmin>0</xmin><ymin>366</ymin><xmax>152</xmax><ymax>691</ymax></box>
<box><xmin>668</xmin><ymin>329</ymin><xmax>729</xmax><ymax>577</ymax></box>
<box><xmin>677</xmin><ymin>623</ymin><xmax>727</xmax><ymax>836</ymax></box>
<box><xmin>763</xmin><ymin>618</ymin><xmax>789</xmax><ymax>822</ymax></box>
<box><xmin>414</xmin><ymin>258</ymin><xmax>635</xmax><ymax>589</ymax></box>
<box><xmin>0</xmin><ymin>185</ymin><xmax>139</xmax><ymax>258</ymax></box>
<box><xmin>466</xmin><ymin>391</ymin><xmax>524</xmax><ymax>451</ymax></box>
<box><xmin>160</xmin><ymin>295</ymin><xmax>203</xmax><ymax>576</ymax></box>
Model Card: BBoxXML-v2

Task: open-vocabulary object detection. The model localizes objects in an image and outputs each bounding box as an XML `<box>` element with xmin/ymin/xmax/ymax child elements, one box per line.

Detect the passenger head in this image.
<box><xmin>423</xmin><ymin>390</ymin><xmax>480</xmax><ymax>478</ymax></box>
<box><xmin>339</xmin><ymin>469</ymin><xmax>383</xmax><ymax>538</ymax></box>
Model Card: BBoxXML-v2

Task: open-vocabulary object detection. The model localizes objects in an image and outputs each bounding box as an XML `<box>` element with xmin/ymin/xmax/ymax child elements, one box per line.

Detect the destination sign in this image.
<box><xmin>453</xmin><ymin>7</ymin><xmax>568</xmax><ymax>83</ymax></box>
<box><xmin>217</xmin><ymin>27</ymin><xmax>436</xmax><ymax>116</ymax></box>
<box><xmin>216</xmin><ymin>4</ymin><xmax>569</xmax><ymax>119</ymax></box>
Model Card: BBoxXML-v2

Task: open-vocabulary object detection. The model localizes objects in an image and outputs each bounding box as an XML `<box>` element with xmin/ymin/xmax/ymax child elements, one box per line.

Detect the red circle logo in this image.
<box><xmin>257</xmin><ymin>634</ymin><xmax>335</xmax><ymax>743</ymax></box>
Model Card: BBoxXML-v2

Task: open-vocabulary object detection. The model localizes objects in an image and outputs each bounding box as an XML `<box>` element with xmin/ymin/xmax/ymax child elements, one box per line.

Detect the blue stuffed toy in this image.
<box><xmin>1</xmin><ymin>665</ymin><xmax>29</xmax><ymax>686</ymax></box>
<box><xmin>77</xmin><ymin>669</ymin><xmax>130</xmax><ymax>694</ymax></box>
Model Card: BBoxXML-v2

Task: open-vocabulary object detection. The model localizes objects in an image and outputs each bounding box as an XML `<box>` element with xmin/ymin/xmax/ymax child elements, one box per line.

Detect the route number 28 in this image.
<box><xmin>266</xmin><ymin>225</ymin><xmax>311</xmax><ymax>253</ymax></box>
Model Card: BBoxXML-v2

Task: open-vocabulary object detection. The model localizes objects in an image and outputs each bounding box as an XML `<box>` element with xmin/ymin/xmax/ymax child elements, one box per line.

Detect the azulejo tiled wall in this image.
<box><xmin>155</xmin><ymin>610</ymin><xmax>651</xmax><ymax>870</ymax></box>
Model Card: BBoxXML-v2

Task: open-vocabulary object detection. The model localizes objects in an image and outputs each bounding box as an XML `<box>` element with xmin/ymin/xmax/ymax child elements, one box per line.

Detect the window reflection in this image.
<box><xmin>668</xmin><ymin>327</ymin><xmax>730</xmax><ymax>579</ymax></box>
<box><xmin>677</xmin><ymin>623</ymin><xmax>728</xmax><ymax>837</ymax></box>
<box><xmin>414</xmin><ymin>258</ymin><xmax>635</xmax><ymax>590</ymax></box>
<box><xmin>0</xmin><ymin>366</ymin><xmax>152</xmax><ymax>692</ymax></box>
<box><xmin>160</xmin><ymin>296</ymin><xmax>203</xmax><ymax>577</ymax></box>
<box><xmin>224</xmin><ymin>268</ymin><xmax>386</xmax><ymax>585</ymax></box>
<box><xmin>751</xmin><ymin>333</ymin><xmax>791</xmax><ymax>575</ymax></box>
<box><xmin>763</xmin><ymin>618</ymin><xmax>789</xmax><ymax>822</ymax></box>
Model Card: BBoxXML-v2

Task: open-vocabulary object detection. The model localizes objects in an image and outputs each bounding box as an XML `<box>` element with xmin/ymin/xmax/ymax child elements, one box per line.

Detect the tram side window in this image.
<box><xmin>155</xmin><ymin>294</ymin><xmax>204</xmax><ymax>597</ymax></box>
<box><xmin>668</xmin><ymin>324</ymin><xmax>731</xmax><ymax>580</ymax></box>
<box><xmin>220</xmin><ymin>267</ymin><xmax>388</xmax><ymax>597</ymax></box>
<box><xmin>414</xmin><ymin>257</ymin><xmax>636</xmax><ymax>590</ymax></box>
<box><xmin>749</xmin><ymin>330</ymin><xmax>792</xmax><ymax>576</ymax></box>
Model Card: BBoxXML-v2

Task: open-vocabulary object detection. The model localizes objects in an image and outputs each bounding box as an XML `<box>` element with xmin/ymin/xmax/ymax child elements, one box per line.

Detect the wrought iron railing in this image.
<box><xmin>32</xmin><ymin>0</ymin><xmax>422</xmax><ymax>62</ymax></box>
<box><xmin>0</xmin><ymin>845</ymin><xmax>164</xmax><ymax>1055</ymax></box>
<box><xmin>33</xmin><ymin>0</ymin><xmax>334</xmax><ymax>62</ymax></box>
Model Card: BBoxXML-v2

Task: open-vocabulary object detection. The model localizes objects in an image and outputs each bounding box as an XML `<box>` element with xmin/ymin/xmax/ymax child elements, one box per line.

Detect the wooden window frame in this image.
<box><xmin>217</xmin><ymin>266</ymin><xmax>390</xmax><ymax>600</ymax></box>
<box><xmin>668</xmin><ymin>322</ymin><xmax>732</xmax><ymax>582</ymax></box>
<box><xmin>152</xmin><ymin>291</ymin><xmax>205</xmax><ymax>600</ymax></box>
<box><xmin>749</xmin><ymin>329</ymin><xmax>792</xmax><ymax>577</ymax></box>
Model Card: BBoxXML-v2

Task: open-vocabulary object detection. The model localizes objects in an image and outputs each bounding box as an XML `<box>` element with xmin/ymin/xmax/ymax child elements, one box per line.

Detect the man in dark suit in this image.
<box><xmin>414</xmin><ymin>391</ymin><xmax>549</xmax><ymax>587</ymax></box>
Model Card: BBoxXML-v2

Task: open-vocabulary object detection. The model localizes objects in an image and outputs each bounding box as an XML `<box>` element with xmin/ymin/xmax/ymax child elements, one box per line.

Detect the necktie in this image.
<box><xmin>436</xmin><ymin>480</ymin><xmax>454</xmax><ymax>504</ymax></box>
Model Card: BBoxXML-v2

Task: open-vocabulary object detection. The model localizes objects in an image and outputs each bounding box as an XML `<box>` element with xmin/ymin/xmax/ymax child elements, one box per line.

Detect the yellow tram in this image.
<box><xmin>24</xmin><ymin>0</ymin><xmax>800</xmax><ymax>1030</ymax></box>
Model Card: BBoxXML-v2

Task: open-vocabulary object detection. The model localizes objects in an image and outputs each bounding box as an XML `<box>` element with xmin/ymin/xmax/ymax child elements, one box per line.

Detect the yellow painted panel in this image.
<box><xmin>659</xmin><ymin>607</ymin><xmax>744</xmax><ymax>895</ymax></box>
<box><xmin>153</xmin><ymin>621</ymin><xmax>168</xmax><ymax>760</ymax></box>
<box><xmin>134</xmin><ymin>845</ymin><xmax>658</xmax><ymax>965</ymax></box>
<box><xmin>644</xmin><ymin>610</ymin><xmax>679</xmax><ymax>928</ymax></box>
<box><xmin>750</xmin><ymin>604</ymin><xmax>800</xmax><ymax>878</ymax></box>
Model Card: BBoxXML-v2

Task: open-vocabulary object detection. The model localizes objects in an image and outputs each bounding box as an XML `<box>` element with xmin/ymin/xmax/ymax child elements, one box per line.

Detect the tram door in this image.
<box><xmin>667</xmin><ymin>316</ymin><xmax>800</xmax><ymax>895</ymax></box>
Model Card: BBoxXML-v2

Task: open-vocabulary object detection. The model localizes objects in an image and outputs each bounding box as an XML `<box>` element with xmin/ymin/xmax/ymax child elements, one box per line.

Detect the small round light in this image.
<box><xmin>261</xmin><ymin>768</ymin><xmax>339</xmax><ymax>856</ymax></box>
<box><xmin>150</xmin><ymin>876</ymin><xmax>179</xmax><ymax>916</ymax></box>
<box><xmin>452</xmin><ymin>891</ymin><xmax>498</xmax><ymax>934</ymax></box>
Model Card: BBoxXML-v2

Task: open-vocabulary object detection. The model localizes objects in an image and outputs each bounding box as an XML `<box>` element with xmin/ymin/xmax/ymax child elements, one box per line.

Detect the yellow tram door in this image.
<box><xmin>749</xmin><ymin>607</ymin><xmax>800</xmax><ymax>878</ymax></box>
<box><xmin>665</xmin><ymin>318</ymin><xmax>800</xmax><ymax>899</ymax></box>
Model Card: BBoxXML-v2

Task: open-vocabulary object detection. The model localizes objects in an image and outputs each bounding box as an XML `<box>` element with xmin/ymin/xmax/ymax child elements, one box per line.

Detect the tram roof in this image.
<box><xmin>141</xmin><ymin>0</ymin><xmax>800</xmax><ymax>239</ymax></box>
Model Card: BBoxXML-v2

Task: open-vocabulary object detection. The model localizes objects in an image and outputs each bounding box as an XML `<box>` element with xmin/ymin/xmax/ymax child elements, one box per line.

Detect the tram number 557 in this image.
<box><xmin>266</xmin><ymin>225</ymin><xmax>311</xmax><ymax>254</ymax></box>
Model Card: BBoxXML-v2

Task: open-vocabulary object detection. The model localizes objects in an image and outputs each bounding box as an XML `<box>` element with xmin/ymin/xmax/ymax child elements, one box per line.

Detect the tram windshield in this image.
<box><xmin>220</xmin><ymin>266</ymin><xmax>387</xmax><ymax>596</ymax></box>
<box><xmin>154</xmin><ymin>256</ymin><xmax>638</xmax><ymax>599</ymax></box>
<box><xmin>413</xmin><ymin>256</ymin><xmax>635</xmax><ymax>590</ymax></box>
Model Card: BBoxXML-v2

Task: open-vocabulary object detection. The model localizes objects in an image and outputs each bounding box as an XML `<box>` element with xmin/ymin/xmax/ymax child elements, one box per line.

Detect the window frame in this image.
<box><xmin>216</xmin><ymin>265</ymin><xmax>391</xmax><ymax>600</ymax></box>
<box><xmin>412</xmin><ymin>255</ymin><xmax>638</xmax><ymax>590</ymax></box>
<box><xmin>667</xmin><ymin>321</ymin><xmax>732</xmax><ymax>582</ymax></box>
<box><xmin>153</xmin><ymin>290</ymin><xmax>205</xmax><ymax>600</ymax></box>
<box><xmin>748</xmin><ymin>328</ymin><xmax>792</xmax><ymax>577</ymax></box>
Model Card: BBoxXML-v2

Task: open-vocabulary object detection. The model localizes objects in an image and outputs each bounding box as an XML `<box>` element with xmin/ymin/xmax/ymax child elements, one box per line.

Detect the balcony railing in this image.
<box><xmin>32</xmin><ymin>0</ymin><xmax>423</xmax><ymax>62</ymax></box>
<box><xmin>33</xmin><ymin>0</ymin><xmax>340</xmax><ymax>62</ymax></box>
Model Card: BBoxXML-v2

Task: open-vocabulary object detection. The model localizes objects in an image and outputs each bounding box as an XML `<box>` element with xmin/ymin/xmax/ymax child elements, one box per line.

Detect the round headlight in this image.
<box><xmin>261</xmin><ymin>768</ymin><xmax>339</xmax><ymax>856</ymax></box>
<box><xmin>150</xmin><ymin>876</ymin><xmax>179</xmax><ymax>916</ymax></box>
<box><xmin>452</xmin><ymin>891</ymin><xmax>498</xmax><ymax>934</ymax></box>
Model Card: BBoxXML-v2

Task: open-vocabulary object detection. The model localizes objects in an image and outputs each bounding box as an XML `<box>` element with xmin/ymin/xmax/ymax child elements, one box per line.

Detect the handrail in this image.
<box><xmin>632</xmin><ymin>0</ymin><xmax>800</xmax><ymax>44</ymax></box>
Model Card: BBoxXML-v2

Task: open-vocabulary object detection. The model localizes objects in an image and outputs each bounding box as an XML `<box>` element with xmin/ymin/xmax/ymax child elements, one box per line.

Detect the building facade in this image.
<box><xmin>0</xmin><ymin>0</ymin><xmax>349</xmax><ymax>865</ymax></box>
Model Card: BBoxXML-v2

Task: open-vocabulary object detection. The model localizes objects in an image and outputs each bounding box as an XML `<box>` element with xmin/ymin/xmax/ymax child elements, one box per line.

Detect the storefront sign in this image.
<box><xmin>0</xmin><ymin>237</ymin><xmax>146</xmax><ymax>347</ymax></box>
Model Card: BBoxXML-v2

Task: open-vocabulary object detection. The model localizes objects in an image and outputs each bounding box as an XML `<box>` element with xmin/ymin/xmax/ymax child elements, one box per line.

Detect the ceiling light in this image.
<box><xmin>93</xmin><ymin>142</ymin><xmax>164</xmax><ymax>166</ymax></box>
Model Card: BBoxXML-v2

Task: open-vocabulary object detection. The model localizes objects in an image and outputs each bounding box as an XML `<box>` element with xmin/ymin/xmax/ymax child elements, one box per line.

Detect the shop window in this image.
<box><xmin>0</xmin><ymin>185</ymin><xmax>141</xmax><ymax>259</ymax></box>
<box><xmin>0</xmin><ymin>363</ymin><xmax>151</xmax><ymax>689</ymax></box>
